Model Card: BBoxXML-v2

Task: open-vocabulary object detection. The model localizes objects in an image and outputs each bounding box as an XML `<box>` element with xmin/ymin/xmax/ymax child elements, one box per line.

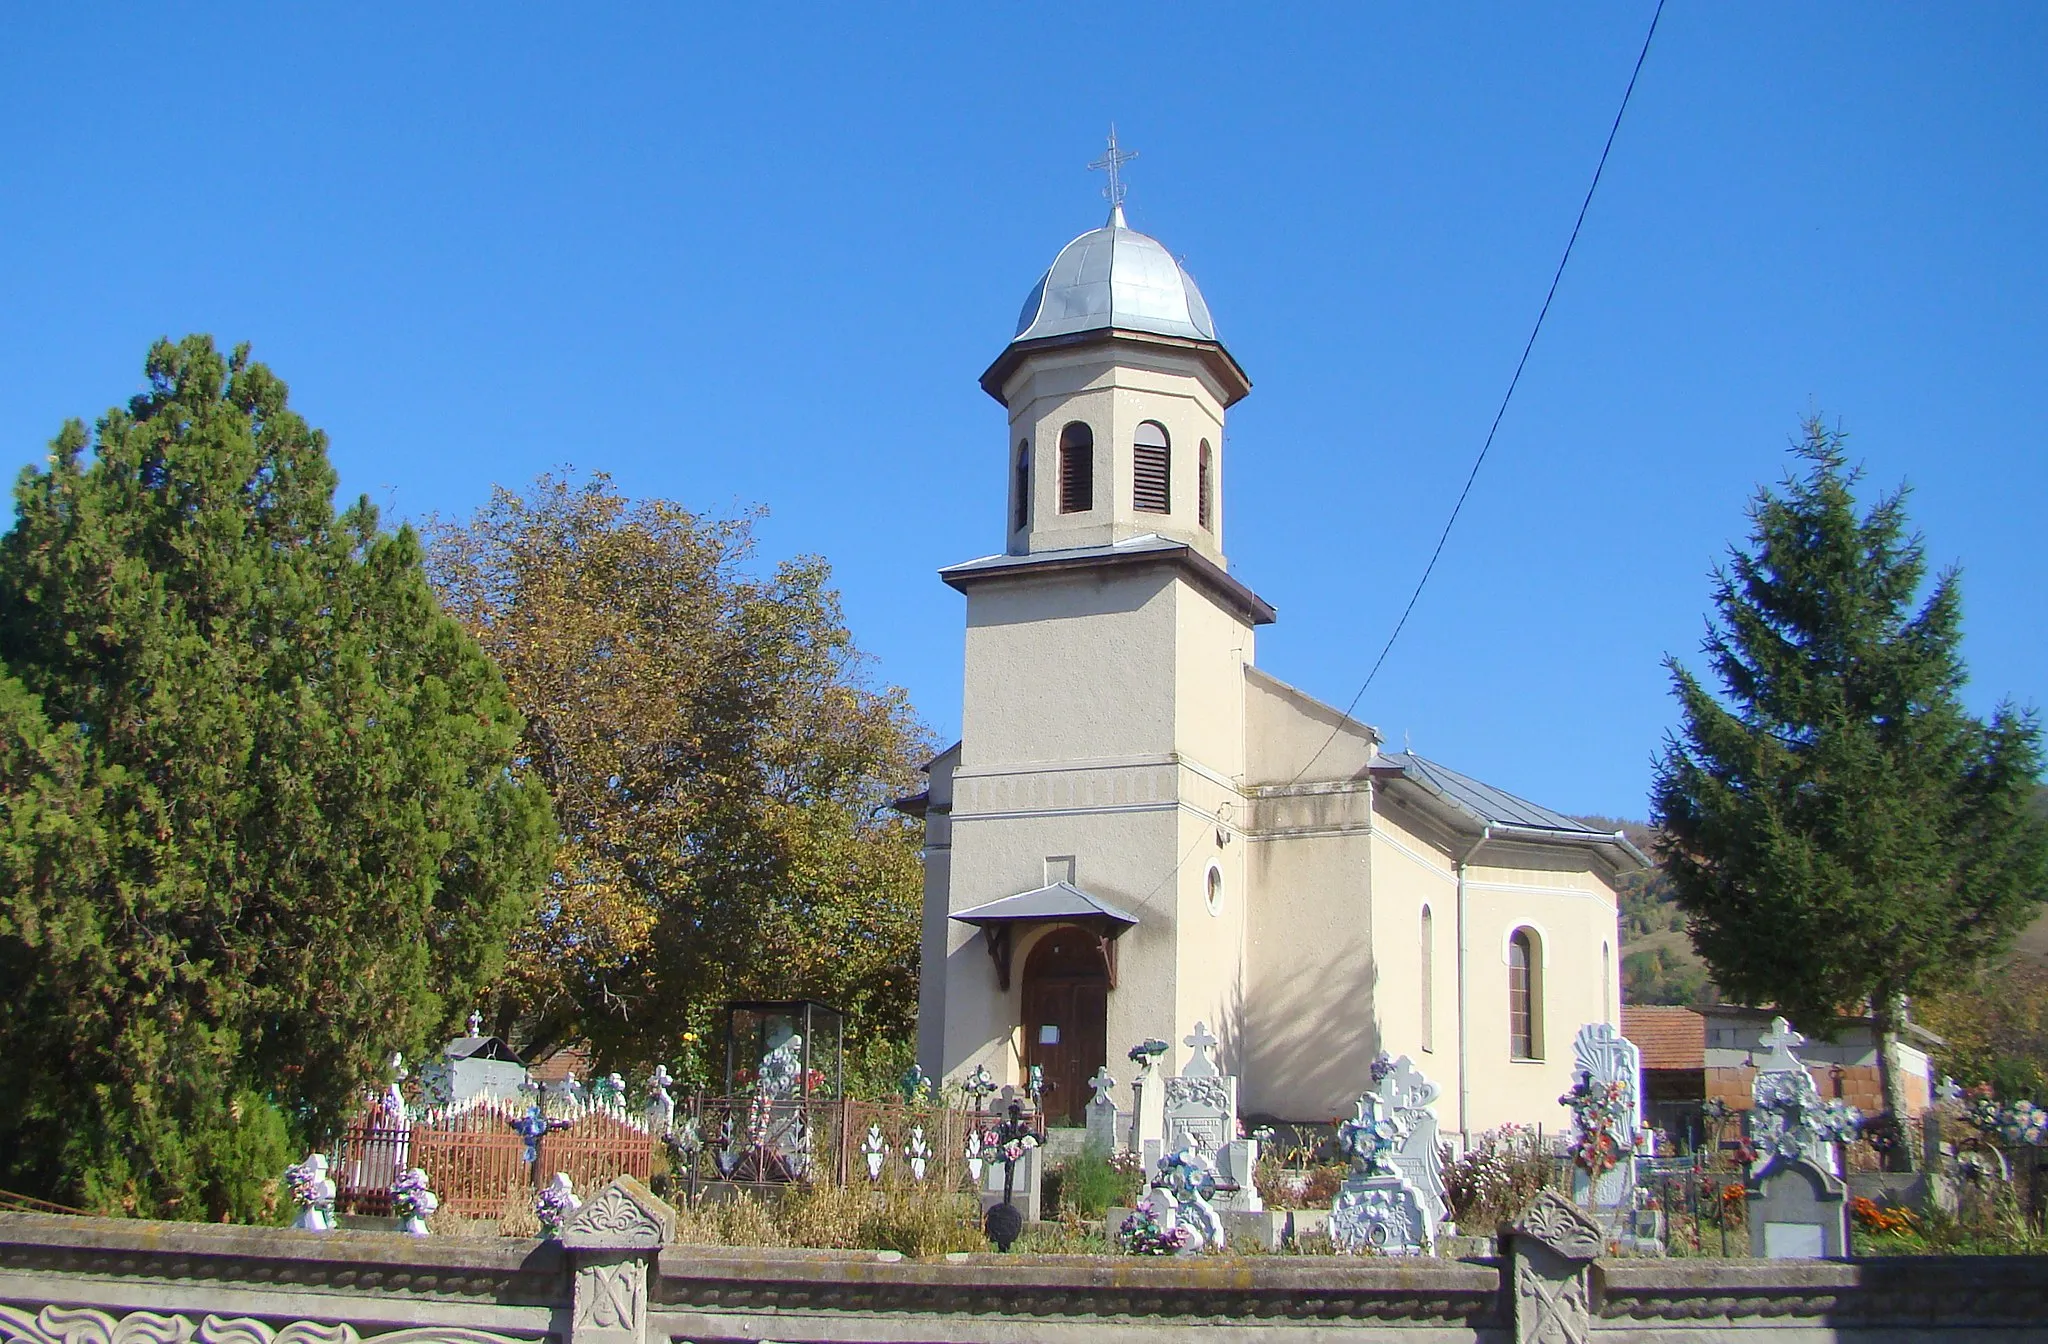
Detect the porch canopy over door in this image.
<box><xmin>950</xmin><ymin>881</ymin><xmax>1138</xmax><ymax>993</ymax></box>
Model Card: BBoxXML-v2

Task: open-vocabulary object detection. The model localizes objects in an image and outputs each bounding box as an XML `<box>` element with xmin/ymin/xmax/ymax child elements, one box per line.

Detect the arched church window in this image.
<box><xmin>1205</xmin><ymin>864</ymin><xmax>1223</xmax><ymax>917</ymax></box>
<box><xmin>1198</xmin><ymin>440</ymin><xmax>1214</xmax><ymax>530</ymax></box>
<box><xmin>1058</xmin><ymin>423</ymin><xmax>1093</xmax><ymax>514</ymax></box>
<box><xmin>1420</xmin><ymin>905</ymin><xmax>1435</xmax><ymax>1052</ymax></box>
<box><xmin>1013</xmin><ymin>441</ymin><xmax>1031</xmax><ymax>533</ymax></box>
<box><xmin>1133</xmin><ymin>421</ymin><xmax>1170</xmax><ymax>514</ymax></box>
<box><xmin>1509</xmin><ymin>928</ymin><xmax>1542</xmax><ymax>1060</ymax></box>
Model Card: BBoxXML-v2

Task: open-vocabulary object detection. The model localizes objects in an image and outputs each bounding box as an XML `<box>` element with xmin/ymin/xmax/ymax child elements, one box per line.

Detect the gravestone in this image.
<box><xmin>1504</xmin><ymin>1190</ymin><xmax>1604</xmax><ymax>1344</ymax></box>
<box><xmin>1162</xmin><ymin>1021</ymin><xmax>1263</xmax><ymax>1213</ymax></box>
<box><xmin>1375</xmin><ymin>1054</ymin><xmax>1447</xmax><ymax>1229</ymax></box>
<box><xmin>1328</xmin><ymin>1081</ymin><xmax>1434</xmax><ymax>1255</ymax></box>
<box><xmin>1567</xmin><ymin>1023</ymin><xmax>1642</xmax><ymax>1209</ymax></box>
<box><xmin>1127</xmin><ymin>1042</ymin><xmax>1168</xmax><ymax>1168</ymax></box>
<box><xmin>1744</xmin><ymin>1016</ymin><xmax>1856</xmax><ymax>1258</ymax></box>
<box><xmin>1748</xmin><ymin>1156</ymin><xmax>1849</xmax><ymax>1259</ymax></box>
<box><xmin>1085</xmin><ymin>1067</ymin><xmax>1120</xmax><ymax>1154</ymax></box>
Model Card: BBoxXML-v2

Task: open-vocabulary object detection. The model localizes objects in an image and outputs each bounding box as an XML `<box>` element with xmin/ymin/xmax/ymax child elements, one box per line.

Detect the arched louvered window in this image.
<box><xmin>1058</xmin><ymin>422</ymin><xmax>1093</xmax><ymax>514</ymax></box>
<box><xmin>1420</xmin><ymin>905</ymin><xmax>1435</xmax><ymax>1053</ymax></box>
<box><xmin>1509</xmin><ymin>928</ymin><xmax>1542</xmax><ymax>1060</ymax></box>
<box><xmin>1013</xmin><ymin>441</ymin><xmax>1031</xmax><ymax>533</ymax></box>
<box><xmin>1133</xmin><ymin>421</ymin><xmax>1170</xmax><ymax>514</ymax></box>
<box><xmin>1198</xmin><ymin>440</ymin><xmax>1214</xmax><ymax>530</ymax></box>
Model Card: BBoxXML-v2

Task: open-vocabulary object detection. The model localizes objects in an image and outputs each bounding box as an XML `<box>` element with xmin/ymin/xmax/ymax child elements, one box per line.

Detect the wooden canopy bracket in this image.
<box><xmin>1093</xmin><ymin>926</ymin><xmax>1120</xmax><ymax>991</ymax></box>
<box><xmin>983</xmin><ymin>923</ymin><xmax>1015</xmax><ymax>991</ymax></box>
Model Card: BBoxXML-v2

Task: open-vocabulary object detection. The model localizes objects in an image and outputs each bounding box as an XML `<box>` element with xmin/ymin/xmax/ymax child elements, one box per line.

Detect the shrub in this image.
<box><xmin>1441</xmin><ymin>1125</ymin><xmax>1552</xmax><ymax>1233</ymax></box>
<box><xmin>1049</xmin><ymin>1147</ymin><xmax>1144</xmax><ymax>1218</ymax></box>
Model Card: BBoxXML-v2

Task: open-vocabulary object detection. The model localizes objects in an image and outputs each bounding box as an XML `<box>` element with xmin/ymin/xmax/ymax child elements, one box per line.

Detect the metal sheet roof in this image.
<box><xmin>1372</xmin><ymin>752</ymin><xmax>1650</xmax><ymax>867</ymax></box>
<box><xmin>951</xmin><ymin>882</ymin><xmax>1139</xmax><ymax>928</ymax></box>
<box><xmin>1012</xmin><ymin>205</ymin><xmax>1218</xmax><ymax>345</ymax></box>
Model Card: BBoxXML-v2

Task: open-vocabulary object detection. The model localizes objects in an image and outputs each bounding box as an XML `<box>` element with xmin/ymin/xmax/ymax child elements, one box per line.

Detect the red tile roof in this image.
<box><xmin>1622</xmin><ymin>1004</ymin><xmax>1705</xmax><ymax>1071</ymax></box>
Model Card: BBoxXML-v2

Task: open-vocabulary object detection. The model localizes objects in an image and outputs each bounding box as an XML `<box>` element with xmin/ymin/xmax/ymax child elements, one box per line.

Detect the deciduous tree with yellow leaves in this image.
<box><xmin>426</xmin><ymin>475</ymin><xmax>927</xmax><ymax>1085</ymax></box>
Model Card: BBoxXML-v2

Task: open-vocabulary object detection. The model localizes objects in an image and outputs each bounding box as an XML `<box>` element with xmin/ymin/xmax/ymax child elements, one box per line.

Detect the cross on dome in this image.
<box><xmin>1183</xmin><ymin>1021</ymin><xmax>1220</xmax><ymax>1077</ymax></box>
<box><xmin>467</xmin><ymin>1009</ymin><xmax>483</xmax><ymax>1037</ymax></box>
<box><xmin>1088</xmin><ymin>126</ymin><xmax>1138</xmax><ymax>214</ymax></box>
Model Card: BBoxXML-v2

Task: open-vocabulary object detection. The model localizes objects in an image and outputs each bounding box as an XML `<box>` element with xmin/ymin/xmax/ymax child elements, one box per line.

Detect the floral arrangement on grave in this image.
<box><xmin>1750</xmin><ymin>1066</ymin><xmax>1861</xmax><ymax>1164</ymax></box>
<box><xmin>1153</xmin><ymin>1142</ymin><xmax>1225</xmax><ymax>1251</ymax></box>
<box><xmin>391</xmin><ymin>1168</ymin><xmax>439</xmax><ymax>1236</ymax></box>
<box><xmin>899</xmin><ymin>1063</ymin><xmax>934</xmax><ymax>1104</ymax></box>
<box><xmin>1965</xmin><ymin>1094</ymin><xmax>2048</xmax><ymax>1147</ymax></box>
<box><xmin>757</xmin><ymin>1036</ymin><xmax>804</xmax><ymax>1098</ymax></box>
<box><xmin>1116</xmin><ymin>1196</ymin><xmax>1197</xmax><ymax>1255</ymax></box>
<box><xmin>1127</xmin><ymin>1039</ymin><xmax>1169</xmax><ymax>1067</ymax></box>
<box><xmin>284</xmin><ymin>1153</ymin><xmax>336</xmax><ymax>1232</ymax></box>
<box><xmin>1559</xmin><ymin>1069</ymin><xmax>1633</xmax><ymax>1180</ymax></box>
<box><xmin>962</xmin><ymin>1063</ymin><xmax>998</xmax><ymax>1111</ymax></box>
<box><xmin>535</xmin><ymin>1172</ymin><xmax>581</xmax><ymax>1238</ymax></box>
<box><xmin>663</xmin><ymin>1113</ymin><xmax>703</xmax><ymax>1172</ymax></box>
<box><xmin>590</xmin><ymin>1072</ymin><xmax>628</xmax><ymax>1107</ymax></box>
<box><xmin>509</xmin><ymin>1105</ymin><xmax>572</xmax><ymax>1165</ymax></box>
<box><xmin>1336</xmin><ymin>1092</ymin><xmax>1407</xmax><ymax>1178</ymax></box>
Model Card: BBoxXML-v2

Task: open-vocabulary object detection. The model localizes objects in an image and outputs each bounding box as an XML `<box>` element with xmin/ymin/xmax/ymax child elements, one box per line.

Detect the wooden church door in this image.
<box><xmin>1020</xmin><ymin>926</ymin><xmax>1108</xmax><ymax>1126</ymax></box>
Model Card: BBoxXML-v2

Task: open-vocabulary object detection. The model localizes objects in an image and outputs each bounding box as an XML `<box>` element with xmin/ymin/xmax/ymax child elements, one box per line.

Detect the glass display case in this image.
<box><xmin>723</xmin><ymin>1000</ymin><xmax>843</xmax><ymax>1100</ymax></box>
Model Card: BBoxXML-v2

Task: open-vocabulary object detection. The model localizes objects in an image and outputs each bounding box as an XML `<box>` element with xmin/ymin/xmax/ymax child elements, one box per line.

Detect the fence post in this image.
<box><xmin>561</xmin><ymin>1175</ymin><xmax>674</xmax><ymax>1344</ymax></box>
<box><xmin>1504</xmin><ymin>1190</ymin><xmax>1602</xmax><ymax>1344</ymax></box>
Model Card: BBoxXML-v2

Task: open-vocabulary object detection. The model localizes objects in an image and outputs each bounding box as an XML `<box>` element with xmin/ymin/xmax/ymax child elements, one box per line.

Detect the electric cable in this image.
<box><xmin>1286</xmin><ymin>0</ymin><xmax>1668</xmax><ymax>787</ymax></box>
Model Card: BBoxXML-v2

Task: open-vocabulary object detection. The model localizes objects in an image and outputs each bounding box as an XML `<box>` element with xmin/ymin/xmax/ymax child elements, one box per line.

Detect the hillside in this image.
<box><xmin>1587</xmin><ymin>785</ymin><xmax>2048</xmax><ymax>1008</ymax></box>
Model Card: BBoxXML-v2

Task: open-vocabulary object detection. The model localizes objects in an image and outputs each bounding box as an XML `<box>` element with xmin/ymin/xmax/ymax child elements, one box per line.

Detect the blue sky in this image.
<box><xmin>3</xmin><ymin>4</ymin><xmax>2043</xmax><ymax>820</ymax></box>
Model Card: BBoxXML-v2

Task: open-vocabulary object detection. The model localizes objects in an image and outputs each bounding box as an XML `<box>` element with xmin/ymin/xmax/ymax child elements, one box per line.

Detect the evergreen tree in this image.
<box><xmin>0</xmin><ymin>337</ymin><xmax>553</xmax><ymax>1216</ymax></box>
<box><xmin>1652</xmin><ymin>419</ymin><xmax>2046</xmax><ymax>1170</ymax></box>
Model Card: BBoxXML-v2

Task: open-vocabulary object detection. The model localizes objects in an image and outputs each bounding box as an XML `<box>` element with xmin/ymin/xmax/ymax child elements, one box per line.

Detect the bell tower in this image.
<box><xmin>920</xmin><ymin>161</ymin><xmax>1275</xmax><ymax>1094</ymax></box>
<box><xmin>981</xmin><ymin>203</ymin><xmax>1250</xmax><ymax>568</ymax></box>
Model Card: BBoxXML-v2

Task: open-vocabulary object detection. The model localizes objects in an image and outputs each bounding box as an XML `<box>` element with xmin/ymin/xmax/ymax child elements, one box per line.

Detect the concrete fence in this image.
<box><xmin>0</xmin><ymin>1182</ymin><xmax>2042</xmax><ymax>1344</ymax></box>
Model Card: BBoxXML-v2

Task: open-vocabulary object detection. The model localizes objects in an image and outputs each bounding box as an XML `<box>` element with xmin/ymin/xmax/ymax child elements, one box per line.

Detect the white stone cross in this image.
<box><xmin>1756</xmin><ymin>1016</ymin><xmax>1807</xmax><ymax>1073</ymax></box>
<box><xmin>1183</xmin><ymin>1021</ymin><xmax>1220</xmax><ymax>1078</ymax></box>
<box><xmin>467</xmin><ymin>1009</ymin><xmax>484</xmax><ymax>1037</ymax></box>
<box><xmin>1088</xmin><ymin>1067</ymin><xmax>1117</xmax><ymax>1107</ymax></box>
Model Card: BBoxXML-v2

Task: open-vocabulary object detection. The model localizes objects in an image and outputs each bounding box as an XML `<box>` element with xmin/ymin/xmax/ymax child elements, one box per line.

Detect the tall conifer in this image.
<box><xmin>1652</xmin><ymin>419</ymin><xmax>2046</xmax><ymax>1170</ymax></box>
<box><xmin>0</xmin><ymin>337</ymin><xmax>553</xmax><ymax>1215</ymax></box>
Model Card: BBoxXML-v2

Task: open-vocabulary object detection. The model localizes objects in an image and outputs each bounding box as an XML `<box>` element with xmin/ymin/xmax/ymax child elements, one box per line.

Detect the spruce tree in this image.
<box><xmin>0</xmin><ymin>337</ymin><xmax>553</xmax><ymax>1215</ymax></box>
<box><xmin>1652</xmin><ymin>419</ymin><xmax>2046</xmax><ymax>1170</ymax></box>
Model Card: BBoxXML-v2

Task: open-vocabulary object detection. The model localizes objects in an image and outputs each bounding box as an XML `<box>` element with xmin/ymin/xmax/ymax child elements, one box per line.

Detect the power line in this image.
<box><xmin>1287</xmin><ymin>0</ymin><xmax>1669</xmax><ymax>787</ymax></box>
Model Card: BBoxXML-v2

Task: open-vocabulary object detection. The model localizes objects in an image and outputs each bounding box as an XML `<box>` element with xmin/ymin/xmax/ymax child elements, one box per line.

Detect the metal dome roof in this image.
<box><xmin>1012</xmin><ymin>206</ymin><xmax>1218</xmax><ymax>345</ymax></box>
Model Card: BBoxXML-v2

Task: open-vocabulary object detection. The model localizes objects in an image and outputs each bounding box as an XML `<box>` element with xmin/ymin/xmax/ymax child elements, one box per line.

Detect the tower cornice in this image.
<box><xmin>939</xmin><ymin>535</ymin><xmax>1276</xmax><ymax>627</ymax></box>
<box><xmin>980</xmin><ymin>328</ymin><xmax>1252</xmax><ymax>409</ymax></box>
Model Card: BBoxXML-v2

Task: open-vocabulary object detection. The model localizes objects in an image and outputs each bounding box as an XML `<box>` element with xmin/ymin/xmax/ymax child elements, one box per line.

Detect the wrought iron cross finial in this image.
<box><xmin>1089</xmin><ymin>126</ymin><xmax>1138</xmax><ymax>211</ymax></box>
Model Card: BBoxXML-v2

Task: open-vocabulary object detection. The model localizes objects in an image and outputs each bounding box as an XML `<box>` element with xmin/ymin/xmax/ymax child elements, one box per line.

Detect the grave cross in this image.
<box><xmin>1755</xmin><ymin>1016</ymin><xmax>1807</xmax><ymax>1072</ymax></box>
<box><xmin>467</xmin><ymin>1009</ymin><xmax>484</xmax><ymax>1037</ymax></box>
<box><xmin>1088</xmin><ymin>1067</ymin><xmax>1117</xmax><ymax>1107</ymax></box>
<box><xmin>1183</xmin><ymin>1021</ymin><xmax>1220</xmax><ymax>1078</ymax></box>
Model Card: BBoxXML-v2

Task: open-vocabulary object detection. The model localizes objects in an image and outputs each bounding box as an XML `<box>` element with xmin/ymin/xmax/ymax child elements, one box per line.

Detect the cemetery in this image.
<box><xmin>1</xmin><ymin>1000</ymin><xmax>2046</xmax><ymax>1341</ymax></box>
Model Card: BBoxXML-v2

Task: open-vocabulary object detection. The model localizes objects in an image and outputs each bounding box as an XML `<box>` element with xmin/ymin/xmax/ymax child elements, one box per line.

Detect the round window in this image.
<box><xmin>1205</xmin><ymin>864</ymin><xmax>1224</xmax><ymax>917</ymax></box>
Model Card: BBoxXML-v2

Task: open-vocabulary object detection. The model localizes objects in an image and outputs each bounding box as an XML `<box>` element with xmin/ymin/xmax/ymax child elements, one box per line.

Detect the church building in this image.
<box><xmin>898</xmin><ymin>197</ymin><xmax>1647</xmax><ymax>1143</ymax></box>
